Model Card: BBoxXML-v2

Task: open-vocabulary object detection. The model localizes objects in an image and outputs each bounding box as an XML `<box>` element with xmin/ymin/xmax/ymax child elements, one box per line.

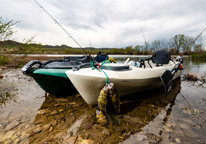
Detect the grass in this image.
<box><xmin>190</xmin><ymin>52</ymin><xmax>206</xmax><ymax>59</ymax></box>
<box><xmin>0</xmin><ymin>54</ymin><xmax>61</xmax><ymax>68</ymax></box>
<box><xmin>0</xmin><ymin>55</ymin><xmax>8</xmax><ymax>66</ymax></box>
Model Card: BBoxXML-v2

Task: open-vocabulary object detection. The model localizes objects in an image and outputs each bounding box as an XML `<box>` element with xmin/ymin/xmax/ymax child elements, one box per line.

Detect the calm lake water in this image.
<box><xmin>0</xmin><ymin>56</ymin><xmax>206</xmax><ymax>144</ymax></box>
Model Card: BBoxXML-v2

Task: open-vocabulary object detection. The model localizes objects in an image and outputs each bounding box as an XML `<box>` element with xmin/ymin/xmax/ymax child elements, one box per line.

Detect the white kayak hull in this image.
<box><xmin>66</xmin><ymin>61</ymin><xmax>181</xmax><ymax>105</ymax></box>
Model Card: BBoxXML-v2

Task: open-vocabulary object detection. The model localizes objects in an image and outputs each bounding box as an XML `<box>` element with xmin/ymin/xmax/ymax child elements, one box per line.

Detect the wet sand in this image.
<box><xmin>0</xmin><ymin>68</ymin><xmax>206</xmax><ymax>144</ymax></box>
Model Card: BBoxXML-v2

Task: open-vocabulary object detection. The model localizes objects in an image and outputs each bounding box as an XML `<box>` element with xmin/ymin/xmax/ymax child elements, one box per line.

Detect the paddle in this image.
<box><xmin>160</xmin><ymin>56</ymin><xmax>183</xmax><ymax>98</ymax></box>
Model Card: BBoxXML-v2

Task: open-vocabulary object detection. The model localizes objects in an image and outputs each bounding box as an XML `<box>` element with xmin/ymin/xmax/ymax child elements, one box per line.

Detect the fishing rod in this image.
<box><xmin>34</xmin><ymin>0</ymin><xmax>88</xmax><ymax>54</ymax></box>
<box><xmin>84</xmin><ymin>24</ymin><xmax>93</xmax><ymax>54</ymax></box>
<box><xmin>186</xmin><ymin>27</ymin><xmax>206</xmax><ymax>51</ymax></box>
<box><xmin>139</xmin><ymin>22</ymin><xmax>149</xmax><ymax>53</ymax></box>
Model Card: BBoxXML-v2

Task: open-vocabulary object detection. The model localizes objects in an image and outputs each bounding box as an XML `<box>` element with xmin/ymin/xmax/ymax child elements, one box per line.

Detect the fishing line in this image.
<box><xmin>84</xmin><ymin>23</ymin><xmax>93</xmax><ymax>52</ymax></box>
<box><xmin>34</xmin><ymin>0</ymin><xmax>88</xmax><ymax>54</ymax></box>
<box><xmin>139</xmin><ymin>22</ymin><xmax>149</xmax><ymax>53</ymax></box>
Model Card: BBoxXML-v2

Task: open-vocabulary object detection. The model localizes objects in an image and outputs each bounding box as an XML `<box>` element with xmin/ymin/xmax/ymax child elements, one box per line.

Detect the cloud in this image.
<box><xmin>1</xmin><ymin>0</ymin><xmax>206</xmax><ymax>48</ymax></box>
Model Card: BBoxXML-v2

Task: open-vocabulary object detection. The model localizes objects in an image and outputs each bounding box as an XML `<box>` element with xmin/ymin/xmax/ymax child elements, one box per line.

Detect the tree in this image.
<box><xmin>169</xmin><ymin>34</ymin><xmax>185</xmax><ymax>54</ymax></box>
<box><xmin>0</xmin><ymin>17</ymin><xmax>19</xmax><ymax>41</ymax></box>
<box><xmin>182</xmin><ymin>36</ymin><xmax>194</xmax><ymax>52</ymax></box>
<box><xmin>133</xmin><ymin>45</ymin><xmax>142</xmax><ymax>54</ymax></box>
<box><xmin>125</xmin><ymin>46</ymin><xmax>133</xmax><ymax>55</ymax></box>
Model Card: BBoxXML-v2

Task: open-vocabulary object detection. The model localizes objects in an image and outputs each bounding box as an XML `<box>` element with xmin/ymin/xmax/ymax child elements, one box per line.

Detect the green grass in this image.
<box><xmin>191</xmin><ymin>52</ymin><xmax>206</xmax><ymax>59</ymax></box>
<box><xmin>0</xmin><ymin>55</ymin><xmax>8</xmax><ymax>66</ymax></box>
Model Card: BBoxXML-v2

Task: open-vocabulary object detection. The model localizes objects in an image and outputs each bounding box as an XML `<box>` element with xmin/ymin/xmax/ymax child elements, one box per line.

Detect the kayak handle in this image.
<box><xmin>21</xmin><ymin>60</ymin><xmax>42</xmax><ymax>74</ymax></box>
<box><xmin>72</xmin><ymin>63</ymin><xmax>94</xmax><ymax>71</ymax></box>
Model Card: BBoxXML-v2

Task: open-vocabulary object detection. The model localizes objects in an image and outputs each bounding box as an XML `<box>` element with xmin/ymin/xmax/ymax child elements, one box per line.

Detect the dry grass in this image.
<box><xmin>183</xmin><ymin>72</ymin><xmax>206</xmax><ymax>83</ymax></box>
<box><xmin>0</xmin><ymin>55</ymin><xmax>61</xmax><ymax>68</ymax></box>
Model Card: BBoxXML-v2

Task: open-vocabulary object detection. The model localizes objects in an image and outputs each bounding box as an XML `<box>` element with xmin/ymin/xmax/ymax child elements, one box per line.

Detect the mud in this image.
<box><xmin>0</xmin><ymin>58</ymin><xmax>206</xmax><ymax>144</ymax></box>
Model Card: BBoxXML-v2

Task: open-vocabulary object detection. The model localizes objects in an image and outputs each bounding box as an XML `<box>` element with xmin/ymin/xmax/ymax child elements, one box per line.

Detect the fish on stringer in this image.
<box><xmin>95</xmin><ymin>83</ymin><xmax>120</xmax><ymax>126</ymax></box>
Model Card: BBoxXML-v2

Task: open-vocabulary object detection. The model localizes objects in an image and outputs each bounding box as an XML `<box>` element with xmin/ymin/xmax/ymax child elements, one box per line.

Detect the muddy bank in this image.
<box><xmin>0</xmin><ymin>68</ymin><xmax>206</xmax><ymax>144</ymax></box>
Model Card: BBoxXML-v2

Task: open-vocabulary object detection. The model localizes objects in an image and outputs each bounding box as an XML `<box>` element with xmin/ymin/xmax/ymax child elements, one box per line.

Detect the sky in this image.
<box><xmin>0</xmin><ymin>0</ymin><xmax>206</xmax><ymax>48</ymax></box>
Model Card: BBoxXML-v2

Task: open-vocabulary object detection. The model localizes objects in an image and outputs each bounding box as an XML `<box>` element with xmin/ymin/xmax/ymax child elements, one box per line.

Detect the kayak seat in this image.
<box><xmin>151</xmin><ymin>50</ymin><xmax>171</xmax><ymax>65</ymax></box>
<box><xmin>139</xmin><ymin>50</ymin><xmax>171</xmax><ymax>68</ymax></box>
<box><xmin>102</xmin><ymin>63</ymin><xmax>130</xmax><ymax>71</ymax></box>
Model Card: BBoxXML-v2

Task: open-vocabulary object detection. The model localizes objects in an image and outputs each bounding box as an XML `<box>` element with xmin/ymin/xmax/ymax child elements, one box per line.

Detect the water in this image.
<box><xmin>0</xmin><ymin>56</ymin><xmax>206</xmax><ymax>144</ymax></box>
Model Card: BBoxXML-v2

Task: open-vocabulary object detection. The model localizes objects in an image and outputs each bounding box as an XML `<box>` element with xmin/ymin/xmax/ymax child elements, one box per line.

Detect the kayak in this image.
<box><xmin>21</xmin><ymin>55</ymin><xmax>95</xmax><ymax>96</ymax></box>
<box><xmin>65</xmin><ymin>50</ymin><xmax>183</xmax><ymax>105</ymax></box>
<box><xmin>21</xmin><ymin>53</ymin><xmax>116</xmax><ymax>96</ymax></box>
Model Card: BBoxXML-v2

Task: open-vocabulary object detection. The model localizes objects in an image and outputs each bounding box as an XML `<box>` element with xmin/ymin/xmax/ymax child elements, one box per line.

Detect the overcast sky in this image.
<box><xmin>1</xmin><ymin>0</ymin><xmax>206</xmax><ymax>48</ymax></box>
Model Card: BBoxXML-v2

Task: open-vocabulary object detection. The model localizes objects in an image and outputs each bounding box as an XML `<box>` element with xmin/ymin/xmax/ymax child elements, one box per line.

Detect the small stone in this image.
<box><xmin>63</xmin><ymin>136</ymin><xmax>78</xmax><ymax>144</ymax></box>
<box><xmin>175</xmin><ymin>138</ymin><xmax>181</xmax><ymax>143</ymax></box>
<box><xmin>33</xmin><ymin>125</ymin><xmax>41</xmax><ymax>133</ymax></box>
<box><xmin>76</xmin><ymin>94</ymin><xmax>81</xmax><ymax>97</ymax></box>
<box><xmin>51</xmin><ymin>120</ymin><xmax>58</xmax><ymax>126</ymax></box>
<box><xmin>56</xmin><ymin>98</ymin><xmax>68</xmax><ymax>102</ymax></box>
<box><xmin>34</xmin><ymin>115</ymin><xmax>47</xmax><ymax>124</ymax></box>
<box><xmin>42</xmin><ymin>123</ymin><xmax>51</xmax><ymax>131</ymax></box>
<box><xmin>72</xmin><ymin>104</ymin><xmax>80</xmax><ymax>108</ymax></box>
<box><xmin>54</xmin><ymin>104</ymin><xmax>60</xmax><ymax>107</ymax></box>
<box><xmin>51</xmin><ymin>110</ymin><xmax>58</xmax><ymax>115</ymax></box>
<box><xmin>69</xmin><ymin>102</ymin><xmax>76</xmax><ymax>105</ymax></box>
<box><xmin>0</xmin><ymin>75</ymin><xmax>3</xmax><ymax>79</ymax></box>
<box><xmin>25</xmin><ymin>124</ymin><xmax>30</xmax><ymax>129</ymax></box>
<box><xmin>59</xmin><ymin>109</ymin><xmax>64</xmax><ymax>112</ymax></box>
<box><xmin>66</xmin><ymin>115</ymin><xmax>76</xmax><ymax>123</ymax></box>
<box><xmin>54</xmin><ymin>132</ymin><xmax>65</xmax><ymax>139</ymax></box>
<box><xmin>82</xmin><ymin>122</ymin><xmax>92</xmax><ymax>130</ymax></box>
<box><xmin>37</xmin><ymin>109</ymin><xmax>47</xmax><ymax>114</ymax></box>
<box><xmin>56</xmin><ymin>123</ymin><xmax>68</xmax><ymax>130</ymax></box>
<box><xmin>49</xmin><ymin>127</ymin><xmax>53</xmax><ymax>132</ymax></box>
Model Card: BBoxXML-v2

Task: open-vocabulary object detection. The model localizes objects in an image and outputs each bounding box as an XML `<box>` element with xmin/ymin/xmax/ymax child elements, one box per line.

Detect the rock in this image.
<box><xmin>51</xmin><ymin>110</ymin><xmax>58</xmax><ymax>115</ymax></box>
<box><xmin>193</xmin><ymin>108</ymin><xmax>202</xmax><ymax>114</ymax></box>
<box><xmin>175</xmin><ymin>138</ymin><xmax>181</xmax><ymax>143</ymax></box>
<box><xmin>56</xmin><ymin>98</ymin><xmax>68</xmax><ymax>102</ymax></box>
<box><xmin>69</xmin><ymin>102</ymin><xmax>77</xmax><ymax>105</ymax></box>
<box><xmin>56</xmin><ymin>123</ymin><xmax>68</xmax><ymax>130</ymax></box>
<box><xmin>25</xmin><ymin>124</ymin><xmax>30</xmax><ymax>129</ymax></box>
<box><xmin>54</xmin><ymin>104</ymin><xmax>60</xmax><ymax>107</ymax></box>
<box><xmin>63</xmin><ymin>136</ymin><xmax>78</xmax><ymax>144</ymax></box>
<box><xmin>4</xmin><ymin>120</ymin><xmax>20</xmax><ymax>131</ymax></box>
<box><xmin>79</xmin><ymin>139</ymin><xmax>94</xmax><ymax>144</ymax></box>
<box><xmin>1</xmin><ymin>131</ymin><xmax>15</xmax><ymax>141</ymax></box>
<box><xmin>49</xmin><ymin>127</ymin><xmax>53</xmax><ymax>132</ymax></box>
<box><xmin>163</xmin><ymin>123</ymin><xmax>173</xmax><ymax>132</ymax></box>
<box><xmin>66</xmin><ymin>115</ymin><xmax>76</xmax><ymax>124</ymax></box>
<box><xmin>51</xmin><ymin>120</ymin><xmax>58</xmax><ymax>126</ymax></box>
<box><xmin>33</xmin><ymin>125</ymin><xmax>41</xmax><ymax>133</ymax></box>
<box><xmin>42</xmin><ymin>123</ymin><xmax>51</xmax><ymax>131</ymax></box>
<box><xmin>82</xmin><ymin>122</ymin><xmax>92</xmax><ymax>130</ymax></box>
<box><xmin>146</xmin><ymin>133</ymin><xmax>162</xmax><ymax>143</ymax></box>
<box><xmin>54</xmin><ymin>132</ymin><xmax>65</xmax><ymax>139</ymax></box>
<box><xmin>59</xmin><ymin>109</ymin><xmax>64</xmax><ymax>112</ymax></box>
<box><xmin>76</xmin><ymin>94</ymin><xmax>81</xmax><ymax>97</ymax></box>
<box><xmin>37</xmin><ymin>109</ymin><xmax>49</xmax><ymax>115</ymax></box>
<box><xmin>34</xmin><ymin>115</ymin><xmax>47</xmax><ymax>124</ymax></box>
<box><xmin>123</xmin><ymin>115</ymin><xmax>143</xmax><ymax>124</ymax></box>
<box><xmin>102</xmin><ymin>129</ymin><xmax>110</xmax><ymax>136</ymax></box>
<box><xmin>72</xmin><ymin>104</ymin><xmax>80</xmax><ymax>108</ymax></box>
<box><xmin>0</xmin><ymin>75</ymin><xmax>3</xmax><ymax>79</ymax></box>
